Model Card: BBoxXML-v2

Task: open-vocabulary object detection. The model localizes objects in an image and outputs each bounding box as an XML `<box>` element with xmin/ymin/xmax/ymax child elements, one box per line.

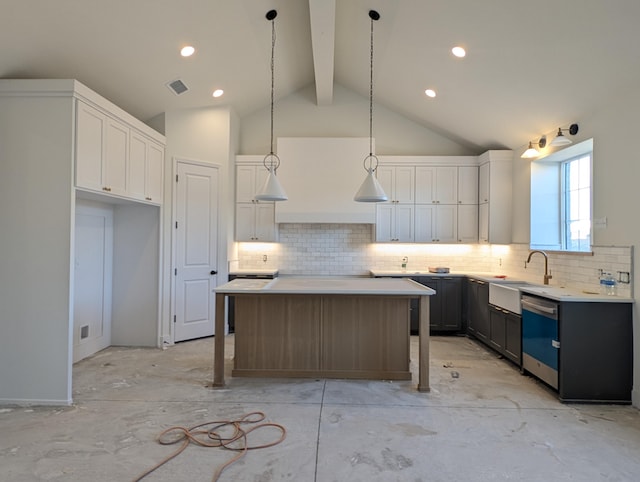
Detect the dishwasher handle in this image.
<box><xmin>521</xmin><ymin>298</ymin><xmax>558</xmax><ymax>318</ymax></box>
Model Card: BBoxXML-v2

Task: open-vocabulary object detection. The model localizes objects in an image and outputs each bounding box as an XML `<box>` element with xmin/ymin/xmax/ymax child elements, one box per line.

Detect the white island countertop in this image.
<box><xmin>215</xmin><ymin>276</ymin><xmax>435</xmax><ymax>296</ymax></box>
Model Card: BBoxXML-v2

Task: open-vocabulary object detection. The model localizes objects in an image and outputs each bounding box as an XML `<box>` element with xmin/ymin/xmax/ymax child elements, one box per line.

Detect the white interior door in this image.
<box><xmin>73</xmin><ymin>201</ymin><xmax>113</xmax><ymax>362</ymax></box>
<box><xmin>174</xmin><ymin>161</ymin><xmax>219</xmax><ymax>342</ymax></box>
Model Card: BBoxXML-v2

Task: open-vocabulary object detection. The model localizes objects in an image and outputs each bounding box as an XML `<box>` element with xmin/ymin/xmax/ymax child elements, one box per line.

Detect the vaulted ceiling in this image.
<box><xmin>3</xmin><ymin>0</ymin><xmax>640</xmax><ymax>153</ymax></box>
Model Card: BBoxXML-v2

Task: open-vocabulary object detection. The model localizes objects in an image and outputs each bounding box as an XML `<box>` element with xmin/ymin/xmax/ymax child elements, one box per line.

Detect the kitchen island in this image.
<box><xmin>213</xmin><ymin>277</ymin><xmax>435</xmax><ymax>391</ymax></box>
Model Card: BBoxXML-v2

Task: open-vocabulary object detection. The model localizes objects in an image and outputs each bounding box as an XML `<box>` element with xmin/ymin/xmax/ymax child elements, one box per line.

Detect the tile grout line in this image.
<box><xmin>314</xmin><ymin>380</ymin><xmax>327</xmax><ymax>482</ymax></box>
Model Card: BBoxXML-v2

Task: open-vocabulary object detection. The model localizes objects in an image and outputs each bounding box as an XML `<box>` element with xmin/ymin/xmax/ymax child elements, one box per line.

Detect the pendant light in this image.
<box><xmin>255</xmin><ymin>9</ymin><xmax>288</xmax><ymax>202</ymax></box>
<box><xmin>354</xmin><ymin>10</ymin><xmax>388</xmax><ymax>203</ymax></box>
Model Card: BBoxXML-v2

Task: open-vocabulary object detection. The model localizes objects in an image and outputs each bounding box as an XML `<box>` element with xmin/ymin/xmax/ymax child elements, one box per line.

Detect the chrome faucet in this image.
<box><xmin>526</xmin><ymin>250</ymin><xmax>552</xmax><ymax>285</ymax></box>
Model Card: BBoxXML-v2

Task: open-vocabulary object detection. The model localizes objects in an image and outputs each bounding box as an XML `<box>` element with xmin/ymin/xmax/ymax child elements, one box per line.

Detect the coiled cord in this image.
<box><xmin>133</xmin><ymin>411</ymin><xmax>287</xmax><ymax>482</ymax></box>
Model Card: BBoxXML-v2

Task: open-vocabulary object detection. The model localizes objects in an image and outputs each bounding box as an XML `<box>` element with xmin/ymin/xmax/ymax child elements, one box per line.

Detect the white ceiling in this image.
<box><xmin>3</xmin><ymin>0</ymin><xmax>640</xmax><ymax>153</ymax></box>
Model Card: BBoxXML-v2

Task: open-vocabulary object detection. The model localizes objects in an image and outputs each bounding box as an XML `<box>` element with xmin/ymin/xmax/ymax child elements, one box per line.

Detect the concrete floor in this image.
<box><xmin>1</xmin><ymin>335</ymin><xmax>639</xmax><ymax>482</ymax></box>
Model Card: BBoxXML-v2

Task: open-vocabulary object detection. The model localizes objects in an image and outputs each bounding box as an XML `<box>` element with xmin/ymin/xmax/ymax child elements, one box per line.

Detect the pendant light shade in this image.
<box><xmin>520</xmin><ymin>136</ymin><xmax>546</xmax><ymax>159</ymax></box>
<box><xmin>255</xmin><ymin>9</ymin><xmax>287</xmax><ymax>202</ymax></box>
<box><xmin>549</xmin><ymin>124</ymin><xmax>579</xmax><ymax>147</ymax></box>
<box><xmin>355</xmin><ymin>159</ymin><xmax>388</xmax><ymax>202</ymax></box>
<box><xmin>256</xmin><ymin>155</ymin><xmax>288</xmax><ymax>201</ymax></box>
<box><xmin>521</xmin><ymin>142</ymin><xmax>541</xmax><ymax>159</ymax></box>
<box><xmin>354</xmin><ymin>10</ymin><xmax>388</xmax><ymax>203</ymax></box>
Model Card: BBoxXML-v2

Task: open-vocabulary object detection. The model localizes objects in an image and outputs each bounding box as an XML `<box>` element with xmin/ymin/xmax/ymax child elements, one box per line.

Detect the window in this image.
<box><xmin>530</xmin><ymin>138</ymin><xmax>592</xmax><ymax>253</ymax></box>
<box><xmin>562</xmin><ymin>154</ymin><xmax>591</xmax><ymax>251</ymax></box>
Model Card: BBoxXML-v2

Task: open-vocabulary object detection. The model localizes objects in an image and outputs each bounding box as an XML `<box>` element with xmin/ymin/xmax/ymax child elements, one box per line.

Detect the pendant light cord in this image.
<box><xmin>270</xmin><ymin>17</ymin><xmax>276</xmax><ymax>157</ymax></box>
<box><xmin>369</xmin><ymin>14</ymin><xmax>374</xmax><ymax>158</ymax></box>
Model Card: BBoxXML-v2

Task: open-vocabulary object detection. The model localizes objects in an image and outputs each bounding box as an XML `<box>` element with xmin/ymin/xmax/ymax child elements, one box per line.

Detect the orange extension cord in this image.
<box><xmin>133</xmin><ymin>411</ymin><xmax>287</xmax><ymax>482</ymax></box>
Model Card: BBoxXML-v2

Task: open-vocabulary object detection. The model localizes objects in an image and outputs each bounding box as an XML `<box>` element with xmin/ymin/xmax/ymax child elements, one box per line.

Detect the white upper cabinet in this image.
<box><xmin>375</xmin><ymin>203</ymin><xmax>414</xmax><ymax>242</ymax></box>
<box><xmin>236</xmin><ymin>164</ymin><xmax>269</xmax><ymax>203</ymax></box>
<box><xmin>75</xmin><ymin>99</ymin><xmax>165</xmax><ymax>205</ymax></box>
<box><xmin>76</xmin><ymin>102</ymin><xmax>107</xmax><ymax>192</ymax></box>
<box><xmin>129</xmin><ymin>131</ymin><xmax>164</xmax><ymax>204</ymax></box>
<box><xmin>104</xmin><ymin>118</ymin><xmax>129</xmax><ymax>197</ymax></box>
<box><xmin>377</xmin><ymin>166</ymin><xmax>415</xmax><ymax>203</ymax></box>
<box><xmin>235</xmin><ymin>161</ymin><xmax>276</xmax><ymax>242</ymax></box>
<box><xmin>458</xmin><ymin>166</ymin><xmax>478</xmax><ymax>205</ymax></box>
<box><xmin>458</xmin><ymin>204</ymin><xmax>479</xmax><ymax>243</ymax></box>
<box><xmin>479</xmin><ymin>162</ymin><xmax>490</xmax><ymax>204</ymax></box>
<box><xmin>415</xmin><ymin>166</ymin><xmax>459</xmax><ymax>204</ymax></box>
<box><xmin>477</xmin><ymin>151</ymin><xmax>513</xmax><ymax>244</ymax></box>
<box><xmin>415</xmin><ymin>204</ymin><xmax>457</xmax><ymax>243</ymax></box>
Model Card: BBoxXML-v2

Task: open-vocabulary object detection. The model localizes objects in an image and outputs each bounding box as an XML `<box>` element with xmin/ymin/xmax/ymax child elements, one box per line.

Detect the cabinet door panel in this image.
<box><xmin>394</xmin><ymin>167</ymin><xmax>415</xmax><ymax>203</ymax></box>
<box><xmin>478</xmin><ymin>203</ymin><xmax>489</xmax><ymax>243</ymax></box>
<box><xmin>479</xmin><ymin>162</ymin><xmax>490</xmax><ymax>203</ymax></box>
<box><xmin>128</xmin><ymin>132</ymin><xmax>147</xmax><ymax>201</ymax></box>
<box><xmin>489</xmin><ymin>307</ymin><xmax>506</xmax><ymax>351</ymax></box>
<box><xmin>414</xmin><ymin>204</ymin><xmax>434</xmax><ymax>242</ymax></box>
<box><xmin>415</xmin><ymin>167</ymin><xmax>435</xmax><ymax>204</ymax></box>
<box><xmin>146</xmin><ymin>142</ymin><xmax>164</xmax><ymax>203</ymax></box>
<box><xmin>235</xmin><ymin>203</ymin><xmax>256</xmax><ymax>241</ymax></box>
<box><xmin>441</xmin><ymin>278</ymin><xmax>462</xmax><ymax>329</ymax></box>
<box><xmin>458</xmin><ymin>204</ymin><xmax>478</xmax><ymax>243</ymax></box>
<box><xmin>376</xmin><ymin>166</ymin><xmax>394</xmax><ymax>203</ymax></box>
<box><xmin>236</xmin><ymin>166</ymin><xmax>258</xmax><ymax>202</ymax></box>
<box><xmin>395</xmin><ymin>204</ymin><xmax>414</xmax><ymax>242</ymax></box>
<box><xmin>375</xmin><ymin>204</ymin><xmax>395</xmax><ymax>242</ymax></box>
<box><xmin>458</xmin><ymin>166</ymin><xmax>478</xmax><ymax>204</ymax></box>
<box><xmin>76</xmin><ymin>101</ymin><xmax>106</xmax><ymax>191</ymax></box>
<box><xmin>254</xmin><ymin>203</ymin><xmax>276</xmax><ymax>241</ymax></box>
<box><xmin>104</xmin><ymin>119</ymin><xmax>129</xmax><ymax>196</ymax></box>
<box><xmin>435</xmin><ymin>205</ymin><xmax>457</xmax><ymax>243</ymax></box>
<box><xmin>435</xmin><ymin>166</ymin><xmax>457</xmax><ymax>204</ymax></box>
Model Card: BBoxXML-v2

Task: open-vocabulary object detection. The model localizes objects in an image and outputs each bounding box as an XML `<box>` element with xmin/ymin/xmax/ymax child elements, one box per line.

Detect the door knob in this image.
<box><xmin>210</xmin><ymin>270</ymin><xmax>217</xmax><ymax>275</ymax></box>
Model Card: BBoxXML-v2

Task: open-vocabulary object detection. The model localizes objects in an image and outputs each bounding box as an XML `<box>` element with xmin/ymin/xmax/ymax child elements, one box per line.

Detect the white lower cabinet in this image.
<box><xmin>415</xmin><ymin>204</ymin><xmax>457</xmax><ymax>243</ymax></box>
<box><xmin>236</xmin><ymin>202</ymin><xmax>276</xmax><ymax>242</ymax></box>
<box><xmin>375</xmin><ymin>203</ymin><xmax>414</xmax><ymax>242</ymax></box>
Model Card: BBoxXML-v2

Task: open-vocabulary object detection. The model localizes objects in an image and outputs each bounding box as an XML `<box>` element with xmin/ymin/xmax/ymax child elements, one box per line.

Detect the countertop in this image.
<box><xmin>370</xmin><ymin>270</ymin><xmax>634</xmax><ymax>302</ymax></box>
<box><xmin>229</xmin><ymin>269</ymin><xmax>279</xmax><ymax>276</ymax></box>
<box><xmin>215</xmin><ymin>277</ymin><xmax>436</xmax><ymax>296</ymax></box>
<box><xmin>370</xmin><ymin>270</ymin><xmax>517</xmax><ymax>283</ymax></box>
<box><xmin>519</xmin><ymin>285</ymin><xmax>634</xmax><ymax>303</ymax></box>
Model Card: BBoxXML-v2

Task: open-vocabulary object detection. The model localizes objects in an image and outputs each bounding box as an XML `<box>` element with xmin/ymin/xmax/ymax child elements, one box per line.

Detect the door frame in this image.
<box><xmin>170</xmin><ymin>157</ymin><xmax>224</xmax><ymax>344</ymax></box>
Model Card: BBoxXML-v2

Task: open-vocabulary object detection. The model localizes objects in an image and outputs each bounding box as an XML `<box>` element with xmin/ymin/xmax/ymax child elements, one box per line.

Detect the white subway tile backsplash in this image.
<box><xmin>236</xmin><ymin>224</ymin><xmax>632</xmax><ymax>296</ymax></box>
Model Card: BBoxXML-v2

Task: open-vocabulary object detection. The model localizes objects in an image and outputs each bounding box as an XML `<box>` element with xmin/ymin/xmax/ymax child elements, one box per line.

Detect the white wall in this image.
<box><xmin>239</xmin><ymin>84</ymin><xmax>476</xmax><ymax>156</ymax></box>
<box><xmin>161</xmin><ymin>106</ymin><xmax>238</xmax><ymax>342</ymax></box>
<box><xmin>0</xmin><ymin>95</ymin><xmax>75</xmax><ymax>405</ymax></box>
<box><xmin>511</xmin><ymin>82</ymin><xmax>640</xmax><ymax>406</ymax></box>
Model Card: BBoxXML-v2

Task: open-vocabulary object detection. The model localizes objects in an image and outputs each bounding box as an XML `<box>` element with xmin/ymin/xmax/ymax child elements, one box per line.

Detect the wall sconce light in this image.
<box><xmin>549</xmin><ymin>123</ymin><xmax>579</xmax><ymax>147</ymax></box>
<box><xmin>521</xmin><ymin>136</ymin><xmax>546</xmax><ymax>159</ymax></box>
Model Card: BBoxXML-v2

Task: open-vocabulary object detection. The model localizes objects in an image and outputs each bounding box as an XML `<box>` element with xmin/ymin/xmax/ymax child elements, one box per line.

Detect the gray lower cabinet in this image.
<box><xmin>466</xmin><ymin>277</ymin><xmax>489</xmax><ymax>341</ymax></box>
<box><xmin>417</xmin><ymin>276</ymin><xmax>462</xmax><ymax>332</ymax></box>
<box><xmin>489</xmin><ymin>305</ymin><xmax>521</xmax><ymax>365</ymax></box>
<box><xmin>376</xmin><ymin>275</ymin><xmax>462</xmax><ymax>334</ymax></box>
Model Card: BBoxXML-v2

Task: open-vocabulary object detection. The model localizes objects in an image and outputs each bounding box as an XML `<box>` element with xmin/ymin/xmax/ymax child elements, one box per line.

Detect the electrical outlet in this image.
<box><xmin>402</xmin><ymin>256</ymin><xmax>408</xmax><ymax>264</ymax></box>
<box><xmin>262</xmin><ymin>254</ymin><xmax>268</xmax><ymax>263</ymax></box>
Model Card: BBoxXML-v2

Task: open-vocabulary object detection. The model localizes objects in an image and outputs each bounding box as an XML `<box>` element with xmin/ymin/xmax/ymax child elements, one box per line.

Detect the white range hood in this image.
<box><xmin>274</xmin><ymin>137</ymin><xmax>377</xmax><ymax>224</ymax></box>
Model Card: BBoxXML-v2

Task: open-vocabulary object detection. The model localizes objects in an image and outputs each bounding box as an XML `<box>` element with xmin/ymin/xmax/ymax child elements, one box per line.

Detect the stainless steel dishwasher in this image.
<box><xmin>521</xmin><ymin>295</ymin><xmax>560</xmax><ymax>389</ymax></box>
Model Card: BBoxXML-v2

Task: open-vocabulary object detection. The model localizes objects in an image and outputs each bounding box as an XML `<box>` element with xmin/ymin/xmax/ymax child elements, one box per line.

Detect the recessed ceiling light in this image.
<box><xmin>212</xmin><ymin>89</ymin><xmax>224</xmax><ymax>98</ymax></box>
<box><xmin>451</xmin><ymin>46</ymin><xmax>466</xmax><ymax>58</ymax></box>
<box><xmin>180</xmin><ymin>46</ymin><xmax>195</xmax><ymax>57</ymax></box>
<box><xmin>425</xmin><ymin>89</ymin><xmax>436</xmax><ymax>98</ymax></box>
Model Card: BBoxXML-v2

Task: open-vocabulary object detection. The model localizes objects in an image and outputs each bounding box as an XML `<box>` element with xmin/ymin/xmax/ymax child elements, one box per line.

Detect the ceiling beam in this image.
<box><xmin>308</xmin><ymin>0</ymin><xmax>335</xmax><ymax>105</ymax></box>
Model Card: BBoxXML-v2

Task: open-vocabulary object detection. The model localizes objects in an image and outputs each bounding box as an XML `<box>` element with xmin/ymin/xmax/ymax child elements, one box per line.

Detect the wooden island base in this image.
<box><xmin>214</xmin><ymin>284</ymin><xmax>431</xmax><ymax>391</ymax></box>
